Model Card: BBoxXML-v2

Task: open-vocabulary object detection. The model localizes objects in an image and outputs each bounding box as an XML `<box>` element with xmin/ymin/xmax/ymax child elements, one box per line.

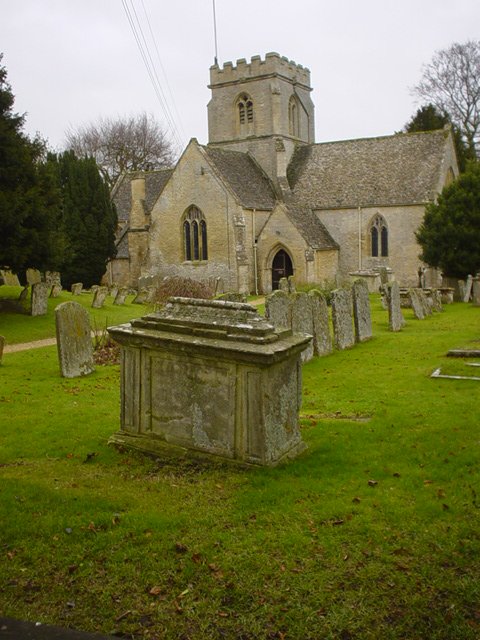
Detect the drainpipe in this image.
<box><xmin>358</xmin><ymin>206</ymin><xmax>362</xmax><ymax>271</ymax></box>
<box><xmin>252</xmin><ymin>208</ymin><xmax>259</xmax><ymax>295</ymax></box>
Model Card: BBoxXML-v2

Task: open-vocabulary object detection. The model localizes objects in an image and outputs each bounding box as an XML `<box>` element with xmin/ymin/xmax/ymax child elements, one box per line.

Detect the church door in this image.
<box><xmin>272</xmin><ymin>249</ymin><xmax>293</xmax><ymax>290</ymax></box>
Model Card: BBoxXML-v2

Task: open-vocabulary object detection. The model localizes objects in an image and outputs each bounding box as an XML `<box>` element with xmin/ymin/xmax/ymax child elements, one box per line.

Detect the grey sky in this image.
<box><xmin>2</xmin><ymin>0</ymin><xmax>479</xmax><ymax>153</ymax></box>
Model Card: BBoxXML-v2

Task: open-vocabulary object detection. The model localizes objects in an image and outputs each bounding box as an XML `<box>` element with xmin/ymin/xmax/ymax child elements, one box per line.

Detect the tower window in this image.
<box><xmin>370</xmin><ymin>214</ymin><xmax>388</xmax><ymax>257</ymax></box>
<box><xmin>237</xmin><ymin>94</ymin><xmax>254</xmax><ymax>132</ymax></box>
<box><xmin>183</xmin><ymin>206</ymin><xmax>208</xmax><ymax>261</ymax></box>
<box><xmin>289</xmin><ymin>95</ymin><xmax>299</xmax><ymax>137</ymax></box>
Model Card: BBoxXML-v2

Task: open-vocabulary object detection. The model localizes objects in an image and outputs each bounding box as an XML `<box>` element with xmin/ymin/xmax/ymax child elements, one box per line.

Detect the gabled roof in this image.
<box><xmin>288</xmin><ymin>129</ymin><xmax>453</xmax><ymax>209</ymax></box>
<box><xmin>112</xmin><ymin>168</ymin><xmax>174</xmax><ymax>222</ymax></box>
<box><xmin>203</xmin><ymin>146</ymin><xmax>277</xmax><ymax>210</ymax></box>
<box><xmin>284</xmin><ymin>200</ymin><xmax>339</xmax><ymax>250</ymax></box>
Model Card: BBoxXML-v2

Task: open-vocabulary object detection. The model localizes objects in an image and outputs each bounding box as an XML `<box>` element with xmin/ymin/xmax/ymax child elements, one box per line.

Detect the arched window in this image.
<box><xmin>183</xmin><ymin>206</ymin><xmax>207</xmax><ymax>261</ymax></box>
<box><xmin>289</xmin><ymin>95</ymin><xmax>299</xmax><ymax>137</ymax></box>
<box><xmin>370</xmin><ymin>215</ymin><xmax>388</xmax><ymax>257</ymax></box>
<box><xmin>237</xmin><ymin>94</ymin><xmax>254</xmax><ymax>133</ymax></box>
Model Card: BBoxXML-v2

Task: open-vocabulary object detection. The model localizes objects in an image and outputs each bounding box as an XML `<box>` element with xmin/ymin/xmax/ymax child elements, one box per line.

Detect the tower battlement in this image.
<box><xmin>210</xmin><ymin>52</ymin><xmax>311</xmax><ymax>88</ymax></box>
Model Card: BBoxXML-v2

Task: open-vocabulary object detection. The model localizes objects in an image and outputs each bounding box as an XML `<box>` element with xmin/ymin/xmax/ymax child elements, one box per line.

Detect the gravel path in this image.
<box><xmin>3</xmin><ymin>337</ymin><xmax>58</xmax><ymax>353</ymax></box>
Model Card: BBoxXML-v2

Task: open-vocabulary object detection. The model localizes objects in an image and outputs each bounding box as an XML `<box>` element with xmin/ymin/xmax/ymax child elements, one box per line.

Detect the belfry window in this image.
<box><xmin>183</xmin><ymin>206</ymin><xmax>208</xmax><ymax>261</ymax></box>
<box><xmin>370</xmin><ymin>214</ymin><xmax>388</xmax><ymax>257</ymax></box>
<box><xmin>237</xmin><ymin>94</ymin><xmax>254</xmax><ymax>131</ymax></box>
<box><xmin>289</xmin><ymin>95</ymin><xmax>299</xmax><ymax>137</ymax></box>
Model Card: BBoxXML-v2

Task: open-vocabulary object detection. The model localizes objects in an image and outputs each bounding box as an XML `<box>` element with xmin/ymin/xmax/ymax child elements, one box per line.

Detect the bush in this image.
<box><xmin>152</xmin><ymin>276</ymin><xmax>214</xmax><ymax>305</ymax></box>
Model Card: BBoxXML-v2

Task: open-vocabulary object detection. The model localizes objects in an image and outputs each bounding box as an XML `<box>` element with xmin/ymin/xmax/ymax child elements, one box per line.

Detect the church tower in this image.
<box><xmin>207</xmin><ymin>52</ymin><xmax>315</xmax><ymax>187</ymax></box>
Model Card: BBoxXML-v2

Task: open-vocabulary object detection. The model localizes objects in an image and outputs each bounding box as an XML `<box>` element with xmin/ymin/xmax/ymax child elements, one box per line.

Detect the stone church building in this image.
<box><xmin>108</xmin><ymin>52</ymin><xmax>458</xmax><ymax>293</ymax></box>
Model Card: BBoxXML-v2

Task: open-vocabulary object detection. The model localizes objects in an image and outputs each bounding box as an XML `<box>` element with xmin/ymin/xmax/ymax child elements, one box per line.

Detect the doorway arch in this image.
<box><xmin>271</xmin><ymin>249</ymin><xmax>293</xmax><ymax>290</ymax></box>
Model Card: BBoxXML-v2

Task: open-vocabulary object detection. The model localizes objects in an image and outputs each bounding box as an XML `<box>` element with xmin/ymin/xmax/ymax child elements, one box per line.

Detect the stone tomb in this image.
<box><xmin>108</xmin><ymin>297</ymin><xmax>311</xmax><ymax>466</ymax></box>
<box><xmin>55</xmin><ymin>301</ymin><xmax>95</xmax><ymax>378</ymax></box>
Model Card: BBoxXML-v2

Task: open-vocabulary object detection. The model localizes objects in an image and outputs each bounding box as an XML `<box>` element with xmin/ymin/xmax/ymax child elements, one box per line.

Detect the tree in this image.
<box><xmin>47</xmin><ymin>151</ymin><xmax>118</xmax><ymax>289</ymax></box>
<box><xmin>412</xmin><ymin>41</ymin><xmax>480</xmax><ymax>160</ymax></box>
<box><xmin>65</xmin><ymin>113</ymin><xmax>176</xmax><ymax>188</ymax></box>
<box><xmin>403</xmin><ymin>104</ymin><xmax>470</xmax><ymax>172</ymax></box>
<box><xmin>0</xmin><ymin>54</ymin><xmax>63</xmax><ymax>274</ymax></box>
<box><xmin>416</xmin><ymin>161</ymin><xmax>480</xmax><ymax>279</ymax></box>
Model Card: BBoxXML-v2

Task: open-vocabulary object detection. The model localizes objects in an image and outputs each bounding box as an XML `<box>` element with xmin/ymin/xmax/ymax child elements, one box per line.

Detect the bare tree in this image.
<box><xmin>65</xmin><ymin>113</ymin><xmax>177</xmax><ymax>187</ymax></box>
<box><xmin>412</xmin><ymin>40</ymin><xmax>480</xmax><ymax>159</ymax></box>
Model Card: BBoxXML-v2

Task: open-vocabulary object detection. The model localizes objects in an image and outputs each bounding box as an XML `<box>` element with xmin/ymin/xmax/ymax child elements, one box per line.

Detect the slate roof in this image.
<box><xmin>203</xmin><ymin>146</ymin><xmax>277</xmax><ymax>210</ymax></box>
<box><xmin>284</xmin><ymin>200</ymin><xmax>339</xmax><ymax>250</ymax></box>
<box><xmin>112</xmin><ymin>168</ymin><xmax>173</xmax><ymax>222</ymax></box>
<box><xmin>287</xmin><ymin>129</ymin><xmax>451</xmax><ymax>209</ymax></box>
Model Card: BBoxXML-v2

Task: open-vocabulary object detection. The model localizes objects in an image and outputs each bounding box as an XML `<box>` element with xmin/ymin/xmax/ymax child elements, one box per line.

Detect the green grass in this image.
<box><xmin>0</xmin><ymin>286</ymin><xmax>150</xmax><ymax>344</ymax></box>
<box><xmin>0</xmin><ymin>297</ymin><xmax>479</xmax><ymax>639</ymax></box>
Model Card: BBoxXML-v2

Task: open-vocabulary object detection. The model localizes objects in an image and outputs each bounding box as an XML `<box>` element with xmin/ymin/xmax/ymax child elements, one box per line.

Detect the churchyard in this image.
<box><xmin>0</xmin><ymin>287</ymin><xmax>479</xmax><ymax>639</ymax></box>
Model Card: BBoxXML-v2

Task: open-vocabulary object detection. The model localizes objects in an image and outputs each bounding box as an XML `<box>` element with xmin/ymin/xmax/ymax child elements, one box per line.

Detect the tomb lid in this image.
<box><xmin>130</xmin><ymin>296</ymin><xmax>286</xmax><ymax>344</ymax></box>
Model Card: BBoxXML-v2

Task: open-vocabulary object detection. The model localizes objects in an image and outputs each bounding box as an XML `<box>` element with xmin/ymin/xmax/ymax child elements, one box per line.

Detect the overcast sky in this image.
<box><xmin>2</xmin><ymin>0</ymin><xmax>479</xmax><ymax>154</ymax></box>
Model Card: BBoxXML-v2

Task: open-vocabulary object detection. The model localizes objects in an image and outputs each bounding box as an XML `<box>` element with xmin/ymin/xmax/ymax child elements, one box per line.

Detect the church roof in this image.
<box><xmin>287</xmin><ymin>129</ymin><xmax>452</xmax><ymax>209</ymax></box>
<box><xmin>203</xmin><ymin>146</ymin><xmax>277</xmax><ymax>210</ymax></box>
<box><xmin>112</xmin><ymin>168</ymin><xmax>174</xmax><ymax>222</ymax></box>
<box><xmin>285</xmin><ymin>200</ymin><xmax>339</xmax><ymax>250</ymax></box>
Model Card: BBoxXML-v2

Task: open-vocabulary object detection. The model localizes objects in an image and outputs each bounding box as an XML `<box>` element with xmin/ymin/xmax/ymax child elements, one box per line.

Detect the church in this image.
<box><xmin>108</xmin><ymin>52</ymin><xmax>458</xmax><ymax>294</ymax></box>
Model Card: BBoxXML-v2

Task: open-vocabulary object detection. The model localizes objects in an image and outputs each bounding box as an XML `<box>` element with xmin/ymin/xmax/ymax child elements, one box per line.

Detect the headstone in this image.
<box><xmin>30</xmin><ymin>282</ymin><xmax>49</xmax><ymax>316</ymax></box>
<box><xmin>278</xmin><ymin>277</ymin><xmax>289</xmax><ymax>292</ymax></box>
<box><xmin>26</xmin><ymin>268</ymin><xmax>42</xmax><ymax>285</ymax></box>
<box><xmin>108</xmin><ymin>297</ymin><xmax>310</xmax><ymax>466</ymax></box>
<box><xmin>463</xmin><ymin>275</ymin><xmax>473</xmax><ymax>302</ymax></box>
<box><xmin>309</xmin><ymin>289</ymin><xmax>332</xmax><ymax>356</ymax></box>
<box><xmin>472</xmin><ymin>277</ymin><xmax>480</xmax><ymax>306</ymax></box>
<box><xmin>409</xmin><ymin>289</ymin><xmax>425</xmax><ymax>320</ymax></box>
<box><xmin>71</xmin><ymin>283</ymin><xmax>83</xmax><ymax>295</ymax></box>
<box><xmin>91</xmin><ymin>286</ymin><xmax>108</xmax><ymax>308</ymax></box>
<box><xmin>132</xmin><ymin>288</ymin><xmax>149</xmax><ymax>304</ymax></box>
<box><xmin>290</xmin><ymin>292</ymin><xmax>314</xmax><ymax>362</ymax></box>
<box><xmin>438</xmin><ymin>287</ymin><xmax>454</xmax><ymax>304</ymax></box>
<box><xmin>18</xmin><ymin>286</ymin><xmax>29</xmax><ymax>302</ymax></box>
<box><xmin>378</xmin><ymin>267</ymin><xmax>389</xmax><ymax>286</ymax></box>
<box><xmin>0</xmin><ymin>335</ymin><xmax>4</xmax><ymax>364</ymax></box>
<box><xmin>113</xmin><ymin>287</ymin><xmax>129</xmax><ymax>306</ymax></box>
<box><xmin>430</xmin><ymin>289</ymin><xmax>443</xmax><ymax>312</ymax></box>
<box><xmin>417</xmin><ymin>289</ymin><xmax>432</xmax><ymax>316</ymax></box>
<box><xmin>0</xmin><ymin>270</ymin><xmax>21</xmax><ymax>286</ymax></box>
<box><xmin>331</xmin><ymin>288</ymin><xmax>355</xmax><ymax>350</ymax></box>
<box><xmin>55</xmin><ymin>301</ymin><xmax>95</xmax><ymax>378</ymax></box>
<box><xmin>265</xmin><ymin>290</ymin><xmax>291</xmax><ymax>329</ymax></box>
<box><xmin>287</xmin><ymin>276</ymin><xmax>296</xmax><ymax>293</ymax></box>
<box><xmin>45</xmin><ymin>271</ymin><xmax>61</xmax><ymax>286</ymax></box>
<box><xmin>387</xmin><ymin>281</ymin><xmax>404</xmax><ymax>331</ymax></box>
<box><xmin>50</xmin><ymin>283</ymin><xmax>62</xmax><ymax>298</ymax></box>
<box><xmin>90</xmin><ymin>285</ymin><xmax>100</xmax><ymax>295</ymax></box>
<box><xmin>352</xmin><ymin>279</ymin><xmax>372</xmax><ymax>342</ymax></box>
<box><xmin>109</xmin><ymin>285</ymin><xmax>119</xmax><ymax>300</ymax></box>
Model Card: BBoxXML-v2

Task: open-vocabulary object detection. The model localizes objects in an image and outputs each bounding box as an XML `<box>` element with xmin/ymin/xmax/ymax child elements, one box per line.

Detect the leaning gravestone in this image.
<box><xmin>92</xmin><ymin>286</ymin><xmax>108</xmax><ymax>309</ymax></box>
<box><xmin>132</xmin><ymin>288</ymin><xmax>149</xmax><ymax>304</ymax></box>
<box><xmin>30</xmin><ymin>282</ymin><xmax>49</xmax><ymax>316</ymax></box>
<box><xmin>352</xmin><ymin>279</ymin><xmax>372</xmax><ymax>342</ymax></box>
<box><xmin>409</xmin><ymin>289</ymin><xmax>425</xmax><ymax>319</ymax></box>
<box><xmin>71</xmin><ymin>282</ymin><xmax>83</xmax><ymax>295</ymax></box>
<box><xmin>331</xmin><ymin>288</ymin><xmax>355</xmax><ymax>350</ymax></box>
<box><xmin>387</xmin><ymin>281</ymin><xmax>404</xmax><ymax>331</ymax></box>
<box><xmin>50</xmin><ymin>283</ymin><xmax>62</xmax><ymax>298</ymax></box>
<box><xmin>113</xmin><ymin>287</ymin><xmax>129</xmax><ymax>306</ymax></box>
<box><xmin>290</xmin><ymin>292</ymin><xmax>314</xmax><ymax>362</ymax></box>
<box><xmin>1</xmin><ymin>270</ymin><xmax>21</xmax><ymax>286</ymax></box>
<box><xmin>55</xmin><ymin>301</ymin><xmax>95</xmax><ymax>378</ymax></box>
<box><xmin>109</xmin><ymin>285</ymin><xmax>119</xmax><ymax>300</ymax></box>
<box><xmin>309</xmin><ymin>289</ymin><xmax>332</xmax><ymax>356</ymax></box>
<box><xmin>463</xmin><ymin>275</ymin><xmax>473</xmax><ymax>302</ymax></box>
<box><xmin>417</xmin><ymin>289</ymin><xmax>432</xmax><ymax>316</ymax></box>
<box><xmin>430</xmin><ymin>289</ymin><xmax>443</xmax><ymax>312</ymax></box>
<box><xmin>265</xmin><ymin>290</ymin><xmax>291</xmax><ymax>329</ymax></box>
<box><xmin>287</xmin><ymin>276</ymin><xmax>296</xmax><ymax>293</ymax></box>
<box><xmin>18</xmin><ymin>286</ymin><xmax>29</xmax><ymax>302</ymax></box>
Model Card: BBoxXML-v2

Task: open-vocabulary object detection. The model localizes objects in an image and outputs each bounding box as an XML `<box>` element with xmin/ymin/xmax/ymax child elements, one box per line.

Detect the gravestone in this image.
<box><xmin>472</xmin><ymin>277</ymin><xmax>480</xmax><ymax>306</ymax></box>
<box><xmin>331</xmin><ymin>288</ymin><xmax>355</xmax><ymax>350</ymax></box>
<box><xmin>90</xmin><ymin>285</ymin><xmax>100</xmax><ymax>295</ymax></box>
<box><xmin>417</xmin><ymin>289</ymin><xmax>432</xmax><ymax>316</ymax></box>
<box><xmin>287</xmin><ymin>276</ymin><xmax>296</xmax><ymax>293</ymax></box>
<box><xmin>438</xmin><ymin>287</ymin><xmax>454</xmax><ymax>304</ymax></box>
<box><xmin>290</xmin><ymin>292</ymin><xmax>314</xmax><ymax>362</ymax></box>
<box><xmin>26</xmin><ymin>268</ymin><xmax>42</xmax><ymax>285</ymax></box>
<box><xmin>378</xmin><ymin>267</ymin><xmax>389</xmax><ymax>286</ymax></box>
<box><xmin>50</xmin><ymin>283</ymin><xmax>62</xmax><ymax>298</ymax></box>
<box><xmin>352</xmin><ymin>279</ymin><xmax>372</xmax><ymax>342</ymax></box>
<box><xmin>55</xmin><ymin>301</ymin><xmax>95</xmax><ymax>378</ymax></box>
<box><xmin>30</xmin><ymin>282</ymin><xmax>49</xmax><ymax>316</ymax></box>
<box><xmin>108</xmin><ymin>297</ymin><xmax>310</xmax><ymax>466</ymax></box>
<box><xmin>92</xmin><ymin>286</ymin><xmax>108</xmax><ymax>308</ymax></box>
<box><xmin>265</xmin><ymin>290</ymin><xmax>291</xmax><ymax>329</ymax></box>
<box><xmin>145</xmin><ymin>287</ymin><xmax>157</xmax><ymax>305</ymax></box>
<box><xmin>109</xmin><ymin>285</ymin><xmax>119</xmax><ymax>300</ymax></box>
<box><xmin>0</xmin><ymin>270</ymin><xmax>20</xmax><ymax>286</ymax></box>
<box><xmin>278</xmin><ymin>277</ymin><xmax>289</xmax><ymax>292</ymax></box>
<box><xmin>463</xmin><ymin>275</ymin><xmax>473</xmax><ymax>302</ymax></box>
<box><xmin>387</xmin><ymin>281</ymin><xmax>404</xmax><ymax>331</ymax></box>
<box><xmin>113</xmin><ymin>287</ymin><xmax>129</xmax><ymax>306</ymax></box>
<box><xmin>409</xmin><ymin>289</ymin><xmax>425</xmax><ymax>319</ymax></box>
<box><xmin>309</xmin><ymin>289</ymin><xmax>332</xmax><ymax>356</ymax></box>
<box><xmin>0</xmin><ymin>335</ymin><xmax>4</xmax><ymax>364</ymax></box>
<box><xmin>71</xmin><ymin>283</ymin><xmax>83</xmax><ymax>295</ymax></box>
<box><xmin>427</xmin><ymin>289</ymin><xmax>443</xmax><ymax>312</ymax></box>
<box><xmin>132</xmin><ymin>288</ymin><xmax>149</xmax><ymax>304</ymax></box>
<box><xmin>18</xmin><ymin>286</ymin><xmax>29</xmax><ymax>302</ymax></box>
<box><xmin>45</xmin><ymin>271</ymin><xmax>61</xmax><ymax>286</ymax></box>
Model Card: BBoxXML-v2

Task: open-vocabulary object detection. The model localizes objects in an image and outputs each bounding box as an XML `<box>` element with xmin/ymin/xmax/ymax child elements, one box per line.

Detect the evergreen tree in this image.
<box><xmin>48</xmin><ymin>151</ymin><xmax>117</xmax><ymax>288</ymax></box>
<box><xmin>416</xmin><ymin>161</ymin><xmax>480</xmax><ymax>278</ymax></box>
<box><xmin>404</xmin><ymin>104</ymin><xmax>471</xmax><ymax>172</ymax></box>
<box><xmin>0</xmin><ymin>55</ymin><xmax>62</xmax><ymax>273</ymax></box>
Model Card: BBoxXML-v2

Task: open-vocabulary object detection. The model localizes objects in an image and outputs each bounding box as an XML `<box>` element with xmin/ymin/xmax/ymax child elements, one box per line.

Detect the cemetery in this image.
<box><xmin>0</xmin><ymin>282</ymin><xmax>479</xmax><ymax>639</ymax></box>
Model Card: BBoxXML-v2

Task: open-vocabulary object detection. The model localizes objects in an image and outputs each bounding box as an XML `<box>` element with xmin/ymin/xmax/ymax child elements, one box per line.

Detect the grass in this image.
<box><xmin>0</xmin><ymin>295</ymin><xmax>479</xmax><ymax>639</ymax></box>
